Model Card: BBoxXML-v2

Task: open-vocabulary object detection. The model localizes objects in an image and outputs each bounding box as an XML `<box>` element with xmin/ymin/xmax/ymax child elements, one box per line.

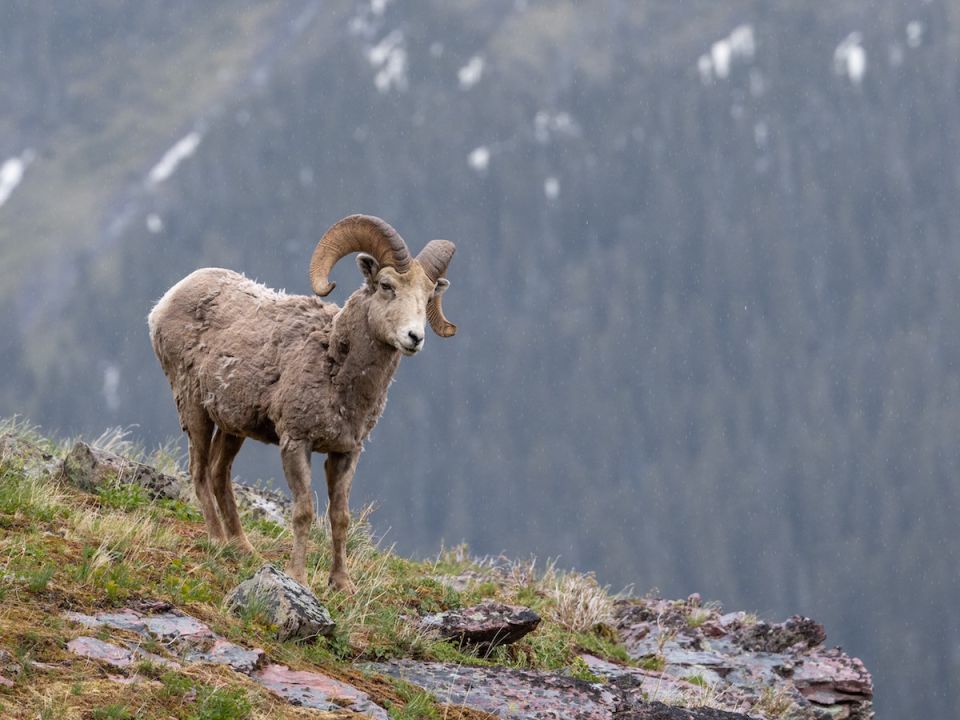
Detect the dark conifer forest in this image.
<box><xmin>2</xmin><ymin>2</ymin><xmax>958</xmax><ymax>715</ymax></box>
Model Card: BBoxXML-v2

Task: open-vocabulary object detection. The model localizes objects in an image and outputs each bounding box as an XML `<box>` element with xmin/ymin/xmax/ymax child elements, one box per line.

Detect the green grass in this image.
<box><xmin>0</xmin><ymin>419</ymin><xmax>646</xmax><ymax>719</ymax></box>
<box><xmin>91</xmin><ymin>705</ymin><xmax>134</xmax><ymax>720</ymax></box>
<box><xmin>96</xmin><ymin>480</ymin><xmax>150</xmax><ymax>511</ymax></box>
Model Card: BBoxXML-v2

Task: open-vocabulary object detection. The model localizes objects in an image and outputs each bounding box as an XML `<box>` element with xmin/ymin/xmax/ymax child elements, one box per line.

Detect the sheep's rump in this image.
<box><xmin>148</xmin><ymin>268</ymin><xmax>335</xmax><ymax>442</ymax></box>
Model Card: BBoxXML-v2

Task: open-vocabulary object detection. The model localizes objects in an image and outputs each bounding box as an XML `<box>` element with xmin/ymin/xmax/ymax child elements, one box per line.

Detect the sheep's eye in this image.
<box><xmin>379</xmin><ymin>281</ymin><xmax>395</xmax><ymax>293</ymax></box>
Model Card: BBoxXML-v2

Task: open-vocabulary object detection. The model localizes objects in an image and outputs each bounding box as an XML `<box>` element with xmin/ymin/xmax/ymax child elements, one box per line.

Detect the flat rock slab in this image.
<box><xmin>371</xmin><ymin>660</ymin><xmax>619</xmax><ymax>719</ymax></box>
<box><xmin>66</xmin><ymin>636</ymin><xmax>180</xmax><ymax>671</ymax></box>
<box><xmin>183</xmin><ymin>639</ymin><xmax>265</xmax><ymax>674</ymax></box>
<box><xmin>579</xmin><ymin>654</ymin><xmax>734</xmax><ymax>706</ymax></box>
<box><xmin>254</xmin><ymin>663</ymin><xmax>388</xmax><ymax>718</ymax></box>
<box><xmin>421</xmin><ymin>601</ymin><xmax>541</xmax><ymax>652</ymax></box>
<box><xmin>65</xmin><ymin>609</ymin><xmax>214</xmax><ymax>643</ymax></box>
<box><xmin>372</xmin><ymin>660</ymin><xmax>760</xmax><ymax>720</ymax></box>
<box><xmin>64</xmin><ymin>609</ymin><xmax>259</xmax><ymax>673</ymax></box>
<box><xmin>792</xmin><ymin>649</ymin><xmax>873</xmax><ymax>707</ymax></box>
<box><xmin>67</xmin><ymin>637</ymin><xmax>137</xmax><ymax>668</ymax></box>
<box><xmin>616</xmin><ymin>704</ymin><xmax>757</xmax><ymax>720</ymax></box>
<box><xmin>64</xmin><ymin>607</ymin><xmax>385</xmax><ymax>716</ymax></box>
<box><xmin>225</xmin><ymin>564</ymin><xmax>335</xmax><ymax>642</ymax></box>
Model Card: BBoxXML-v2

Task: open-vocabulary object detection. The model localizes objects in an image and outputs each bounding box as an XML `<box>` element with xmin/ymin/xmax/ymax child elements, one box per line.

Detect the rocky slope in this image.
<box><xmin>0</xmin><ymin>426</ymin><xmax>872</xmax><ymax>719</ymax></box>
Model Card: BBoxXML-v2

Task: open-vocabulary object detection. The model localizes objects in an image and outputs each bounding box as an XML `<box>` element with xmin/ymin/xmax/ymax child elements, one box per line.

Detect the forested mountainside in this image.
<box><xmin>2</xmin><ymin>2</ymin><xmax>959</xmax><ymax>716</ymax></box>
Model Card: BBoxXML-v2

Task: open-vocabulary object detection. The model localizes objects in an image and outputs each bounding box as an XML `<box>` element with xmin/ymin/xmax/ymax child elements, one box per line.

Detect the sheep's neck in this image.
<box><xmin>327</xmin><ymin>293</ymin><xmax>401</xmax><ymax>444</ymax></box>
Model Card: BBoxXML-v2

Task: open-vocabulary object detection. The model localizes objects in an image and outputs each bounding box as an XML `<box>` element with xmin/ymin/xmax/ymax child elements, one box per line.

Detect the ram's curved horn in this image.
<box><xmin>417</xmin><ymin>239</ymin><xmax>457</xmax><ymax>337</ymax></box>
<box><xmin>310</xmin><ymin>214</ymin><xmax>412</xmax><ymax>296</ymax></box>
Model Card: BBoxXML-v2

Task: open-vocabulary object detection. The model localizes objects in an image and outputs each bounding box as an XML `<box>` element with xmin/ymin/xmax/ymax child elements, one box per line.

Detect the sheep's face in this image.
<box><xmin>357</xmin><ymin>254</ymin><xmax>449</xmax><ymax>356</ymax></box>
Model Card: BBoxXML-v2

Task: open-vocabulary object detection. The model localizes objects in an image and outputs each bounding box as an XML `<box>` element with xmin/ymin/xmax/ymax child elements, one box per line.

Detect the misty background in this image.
<box><xmin>2</xmin><ymin>1</ymin><xmax>958</xmax><ymax>716</ymax></box>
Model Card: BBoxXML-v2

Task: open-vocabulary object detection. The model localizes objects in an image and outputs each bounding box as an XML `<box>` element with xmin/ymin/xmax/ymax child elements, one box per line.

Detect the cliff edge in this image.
<box><xmin>0</xmin><ymin>425</ymin><xmax>872</xmax><ymax>719</ymax></box>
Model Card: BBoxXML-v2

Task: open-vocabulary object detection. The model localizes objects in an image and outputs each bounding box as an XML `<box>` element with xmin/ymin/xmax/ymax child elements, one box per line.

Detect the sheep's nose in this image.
<box><xmin>408</xmin><ymin>330</ymin><xmax>424</xmax><ymax>345</ymax></box>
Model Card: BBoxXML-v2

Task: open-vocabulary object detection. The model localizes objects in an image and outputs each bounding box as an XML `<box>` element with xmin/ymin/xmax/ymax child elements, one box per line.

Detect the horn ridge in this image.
<box><xmin>417</xmin><ymin>239</ymin><xmax>457</xmax><ymax>337</ymax></box>
<box><xmin>309</xmin><ymin>214</ymin><xmax>411</xmax><ymax>296</ymax></box>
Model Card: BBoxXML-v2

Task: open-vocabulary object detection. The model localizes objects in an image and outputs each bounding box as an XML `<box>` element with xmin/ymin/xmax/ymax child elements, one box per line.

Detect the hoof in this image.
<box><xmin>328</xmin><ymin>572</ymin><xmax>356</xmax><ymax>594</ymax></box>
<box><xmin>230</xmin><ymin>536</ymin><xmax>256</xmax><ymax>555</ymax></box>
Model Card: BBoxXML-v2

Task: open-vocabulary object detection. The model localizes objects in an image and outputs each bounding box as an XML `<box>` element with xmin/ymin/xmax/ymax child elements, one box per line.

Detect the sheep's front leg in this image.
<box><xmin>280</xmin><ymin>438</ymin><xmax>314</xmax><ymax>585</ymax></box>
<box><xmin>325</xmin><ymin>450</ymin><xmax>359</xmax><ymax>592</ymax></box>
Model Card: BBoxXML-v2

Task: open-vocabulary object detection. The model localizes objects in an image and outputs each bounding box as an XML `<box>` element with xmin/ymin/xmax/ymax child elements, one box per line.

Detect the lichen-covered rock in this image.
<box><xmin>370</xmin><ymin>660</ymin><xmax>755</xmax><ymax>719</ymax></box>
<box><xmin>62</xmin><ymin>607</ymin><xmax>384</xmax><ymax>714</ymax></box>
<box><xmin>371</xmin><ymin>660</ymin><xmax>620</xmax><ymax>719</ymax></box>
<box><xmin>734</xmin><ymin>615</ymin><xmax>826</xmax><ymax>653</ymax></box>
<box><xmin>0</xmin><ymin>648</ymin><xmax>23</xmax><ymax>688</ymax></box>
<box><xmin>59</xmin><ymin>441</ymin><xmax>185</xmax><ymax>500</ymax></box>
<box><xmin>63</xmin><ymin>609</ymin><xmax>263</xmax><ymax>673</ymax></box>
<box><xmin>233</xmin><ymin>482</ymin><xmax>290</xmax><ymax>526</ymax></box>
<box><xmin>254</xmin><ymin>663</ymin><xmax>388</xmax><ymax>718</ymax></box>
<box><xmin>613</xmin><ymin>597</ymin><xmax>874</xmax><ymax>719</ymax></box>
<box><xmin>224</xmin><ymin>564</ymin><xmax>335</xmax><ymax>641</ymax></box>
<box><xmin>421</xmin><ymin>600</ymin><xmax>541</xmax><ymax>653</ymax></box>
<box><xmin>0</xmin><ymin>433</ymin><xmax>61</xmax><ymax>481</ymax></box>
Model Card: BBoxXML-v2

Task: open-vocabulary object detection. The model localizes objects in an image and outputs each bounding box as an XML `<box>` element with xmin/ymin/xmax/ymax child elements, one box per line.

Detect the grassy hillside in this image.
<box><xmin>0</xmin><ymin>420</ymin><xmax>647</xmax><ymax>719</ymax></box>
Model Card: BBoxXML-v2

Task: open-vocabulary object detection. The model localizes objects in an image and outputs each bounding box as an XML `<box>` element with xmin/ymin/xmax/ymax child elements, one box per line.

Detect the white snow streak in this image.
<box><xmin>906</xmin><ymin>21</ymin><xmax>924</xmax><ymax>49</ymax></box>
<box><xmin>146</xmin><ymin>213</ymin><xmax>164</xmax><ymax>234</ymax></box>
<box><xmin>0</xmin><ymin>149</ymin><xmax>34</xmax><ymax>208</ymax></box>
<box><xmin>698</xmin><ymin>24</ymin><xmax>755</xmax><ymax>83</ymax></box>
<box><xmin>534</xmin><ymin>111</ymin><xmax>579</xmax><ymax>144</ymax></box>
<box><xmin>148</xmin><ymin>132</ymin><xmax>202</xmax><ymax>186</ymax></box>
<box><xmin>368</xmin><ymin>30</ymin><xmax>407</xmax><ymax>93</ymax></box>
<box><xmin>468</xmin><ymin>146</ymin><xmax>490</xmax><ymax>173</ymax></box>
<box><xmin>834</xmin><ymin>33</ymin><xmax>867</xmax><ymax>85</ymax></box>
<box><xmin>544</xmin><ymin>176</ymin><xmax>560</xmax><ymax>200</ymax></box>
<box><xmin>458</xmin><ymin>55</ymin><xmax>485</xmax><ymax>89</ymax></box>
<box><xmin>102</xmin><ymin>364</ymin><xmax>121</xmax><ymax>412</ymax></box>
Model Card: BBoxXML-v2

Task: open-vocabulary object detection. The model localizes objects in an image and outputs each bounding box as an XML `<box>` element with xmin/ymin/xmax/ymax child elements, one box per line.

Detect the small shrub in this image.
<box><xmin>96</xmin><ymin>481</ymin><xmax>149</xmax><ymax>511</ymax></box>
<box><xmin>25</xmin><ymin>564</ymin><xmax>55</xmax><ymax>593</ymax></box>
<box><xmin>159</xmin><ymin>671</ymin><xmax>194</xmax><ymax>698</ymax></box>
<box><xmin>91</xmin><ymin>705</ymin><xmax>134</xmax><ymax>720</ymax></box>
<box><xmin>156</xmin><ymin>498</ymin><xmax>203</xmax><ymax>522</ymax></box>
<box><xmin>638</xmin><ymin>654</ymin><xmax>666</xmax><ymax>672</ymax></box>
<box><xmin>567</xmin><ymin>656</ymin><xmax>604</xmax><ymax>684</ymax></box>
<box><xmin>189</xmin><ymin>687</ymin><xmax>252</xmax><ymax>720</ymax></box>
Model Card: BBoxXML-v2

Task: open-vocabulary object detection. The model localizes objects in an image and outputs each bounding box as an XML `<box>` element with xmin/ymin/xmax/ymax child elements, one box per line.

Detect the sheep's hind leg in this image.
<box><xmin>210</xmin><ymin>429</ymin><xmax>254</xmax><ymax>553</ymax></box>
<box><xmin>186</xmin><ymin>413</ymin><xmax>226</xmax><ymax>543</ymax></box>
<box><xmin>325</xmin><ymin>450</ymin><xmax>359</xmax><ymax>593</ymax></box>
<box><xmin>280</xmin><ymin>438</ymin><xmax>314</xmax><ymax>586</ymax></box>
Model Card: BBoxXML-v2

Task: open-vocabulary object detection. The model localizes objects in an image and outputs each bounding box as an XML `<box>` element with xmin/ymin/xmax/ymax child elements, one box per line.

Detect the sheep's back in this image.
<box><xmin>149</xmin><ymin>268</ymin><xmax>336</xmax><ymax>437</ymax></box>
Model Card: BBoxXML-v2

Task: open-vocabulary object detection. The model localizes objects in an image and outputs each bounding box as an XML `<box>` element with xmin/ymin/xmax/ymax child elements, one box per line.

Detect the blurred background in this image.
<box><xmin>2</xmin><ymin>1</ymin><xmax>959</xmax><ymax>715</ymax></box>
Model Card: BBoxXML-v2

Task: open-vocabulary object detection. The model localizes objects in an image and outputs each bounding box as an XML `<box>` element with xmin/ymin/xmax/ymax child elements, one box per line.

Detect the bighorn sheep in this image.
<box><xmin>148</xmin><ymin>215</ymin><xmax>456</xmax><ymax>590</ymax></box>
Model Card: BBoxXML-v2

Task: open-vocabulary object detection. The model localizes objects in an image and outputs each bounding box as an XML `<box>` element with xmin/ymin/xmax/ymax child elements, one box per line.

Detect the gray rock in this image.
<box><xmin>233</xmin><ymin>482</ymin><xmax>291</xmax><ymax>526</ymax></box>
<box><xmin>370</xmin><ymin>659</ymin><xmax>756</xmax><ymax>720</ymax></box>
<box><xmin>254</xmin><ymin>663</ymin><xmax>388</xmax><ymax>718</ymax></box>
<box><xmin>420</xmin><ymin>600</ymin><xmax>541</xmax><ymax>653</ymax></box>
<box><xmin>59</xmin><ymin>441</ymin><xmax>185</xmax><ymax>500</ymax></box>
<box><xmin>57</xmin><ymin>441</ymin><xmax>291</xmax><ymax>526</ymax></box>
<box><xmin>0</xmin><ymin>433</ymin><xmax>61</xmax><ymax>481</ymax></box>
<box><xmin>371</xmin><ymin>659</ymin><xmax>619</xmax><ymax>719</ymax></box>
<box><xmin>613</xmin><ymin>597</ymin><xmax>874</xmax><ymax>719</ymax></box>
<box><xmin>224</xmin><ymin>564</ymin><xmax>335</xmax><ymax>642</ymax></box>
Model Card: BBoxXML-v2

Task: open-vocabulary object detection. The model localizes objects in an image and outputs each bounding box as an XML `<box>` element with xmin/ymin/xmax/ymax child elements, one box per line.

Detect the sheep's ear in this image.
<box><xmin>356</xmin><ymin>253</ymin><xmax>380</xmax><ymax>286</ymax></box>
<box><xmin>434</xmin><ymin>278</ymin><xmax>450</xmax><ymax>297</ymax></box>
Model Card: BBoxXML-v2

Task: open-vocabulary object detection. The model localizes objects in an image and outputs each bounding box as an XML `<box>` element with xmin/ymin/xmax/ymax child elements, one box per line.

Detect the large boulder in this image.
<box><xmin>59</xmin><ymin>441</ymin><xmax>185</xmax><ymax>500</ymax></box>
<box><xmin>613</xmin><ymin>596</ymin><xmax>874</xmax><ymax>719</ymax></box>
<box><xmin>57</xmin><ymin>440</ymin><xmax>291</xmax><ymax>525</ymax></box>
<box><xmin>224</xmin><ymin>564</ymin><xmax>335</xmax><ymax>642</ymax></box>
